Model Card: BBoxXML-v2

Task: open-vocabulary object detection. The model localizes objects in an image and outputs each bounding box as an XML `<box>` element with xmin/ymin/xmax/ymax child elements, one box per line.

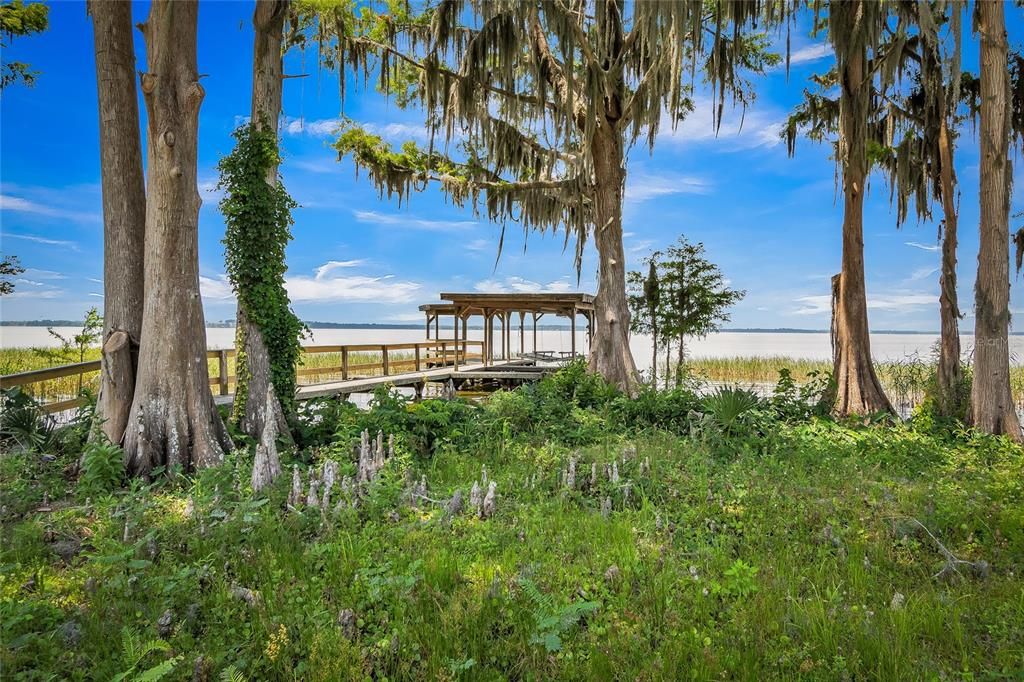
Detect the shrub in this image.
<box><xmin>78</xmin><ymin>437</ymin><xmax>125</xmax><ymax>498</ymax></box>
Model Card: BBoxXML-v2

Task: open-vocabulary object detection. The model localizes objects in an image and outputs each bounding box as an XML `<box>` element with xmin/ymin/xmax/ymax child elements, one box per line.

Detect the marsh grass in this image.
<box><xmin>687</xmin><ymin>355</ymin><xmax>1024</xmax><ymax>410</ymax></box>
<box><xmin>0</xmin><ymin>348</ymin><xmax>422</xmax><ymax>403</ymax></box>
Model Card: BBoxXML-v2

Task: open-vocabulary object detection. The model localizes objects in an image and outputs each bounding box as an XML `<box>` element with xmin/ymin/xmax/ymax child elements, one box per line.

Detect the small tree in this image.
<box><xmin>626</xmin><ymin>255</ymin><xmax>660</xmax><ymax>386</ymax></box>
<box><xmin>0</xmin><ymin>255</ymin><xmax>24</xmax><ymax>295</ymax></box>
<box><xmin>0</xmin><ymin>0</ymin><xmax>48</xmax><ymax>90</ymax></box>
<box><xmin>628</xmin><ymin>238</ymin><xmax>744</xmax><ymax>387</ymax></box>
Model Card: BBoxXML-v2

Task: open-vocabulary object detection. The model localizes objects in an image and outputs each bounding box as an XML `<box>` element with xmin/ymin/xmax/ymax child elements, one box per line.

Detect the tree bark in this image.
<box><xmin>588</xmin><ymin>125</ymin><xmax>638</xmax><ymax>393</ymax></box>
<box><xmin>935</xmin><ymin>117</ymin><xmax>964</xmax><ymax>417</ymax></box>
<box><xmin>123</xmin><ymin>0</ymin><xmax>231</xmax><ymax>476</ymax></box>
<box><xmin>88</xmin><ymin>0</ymin><xmax>146</xmax><ymax>446</ymax></box>
<box><xmin>970</xmin><ymin>0</ymin><xmax>1022</xmax><ymax>441</ymax></box>
<box><xmin>829</xmin><ymin>1</ymin><xmax>894</xmax><ymax>417</ymax></box>
<box><xmin>235</xmin><ymin>0</ymin><xmax>291</xmax><ymax>446</ymax></box>
<box><xmin>650</xmin><ymin>315</ymin><xmax>657</xmax><ymax>386</ymax></box>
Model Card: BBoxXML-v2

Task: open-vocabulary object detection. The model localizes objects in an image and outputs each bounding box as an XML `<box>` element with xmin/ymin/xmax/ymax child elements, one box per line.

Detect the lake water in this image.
<box><xmin>4</xmin><ymin>326</ymin><xmax>1022</xmax><ymax>370</ymax></box>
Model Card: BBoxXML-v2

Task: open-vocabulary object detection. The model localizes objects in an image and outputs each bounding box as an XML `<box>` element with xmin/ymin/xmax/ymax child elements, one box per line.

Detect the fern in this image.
<box><xmin>220</xmin><ymin>664</ymin><xmax>248</xmax><ymax>682</ymax></box>
<box><xmin>111</xmin><ymin>627</ymin><xmax>179</xmax><ymax>682</ymax></box>
<box><xmin>518</xmin><ymin>577</ymin><xmax>599</xmax><ymax>652</ymax></box>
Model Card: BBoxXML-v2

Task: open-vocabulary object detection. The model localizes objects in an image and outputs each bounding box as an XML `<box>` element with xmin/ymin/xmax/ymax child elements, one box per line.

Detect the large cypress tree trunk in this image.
<box><xmin>123</xmin><ymin>0</ymin><xmax>231</xmax><ymax>475</ymax></box>
<box><xmin>935</xmin><ymin>118</ymin><xmax>963</xmax><ymax>417</ymax></box>
<box><xmin>88</xmin><ymin>0</ymin><xmax>146</xmax><ymax>446</ymax></box>
<box><xmin>829</xmin><ymin>1</ymin><xmax>894</xmax><ymax>417</ymax></box>
<box><xmin>970</xmin><ymin>0</ymin><xmax>1022</xmax><ymax>441</ymax></box>
<box><xmin>235</xmin><ymin>0</ymin><xmax>291</xmax><ymax>444</ymax></box>
<box><xmin>588</xmin><ymin>124</ymin><xmax>638</xmax><ymax>393</ymax></box>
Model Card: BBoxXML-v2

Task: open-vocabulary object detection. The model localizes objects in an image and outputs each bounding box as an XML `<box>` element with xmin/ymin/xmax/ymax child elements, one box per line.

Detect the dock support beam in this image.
<box><xmin>570</xmin><ymin>307</ymin><xmax>577</xmax><ymax>358</ymax></box>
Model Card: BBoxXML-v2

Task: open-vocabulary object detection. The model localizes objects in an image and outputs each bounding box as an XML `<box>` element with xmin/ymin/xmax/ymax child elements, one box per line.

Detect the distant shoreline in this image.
<box><xmin>3</xmin><ymin>321</ymin><xmax>1020</xmax><ymax>335</ymax></box>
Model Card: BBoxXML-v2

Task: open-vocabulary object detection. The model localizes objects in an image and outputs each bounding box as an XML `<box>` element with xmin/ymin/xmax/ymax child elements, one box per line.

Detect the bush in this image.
<box><xmin>78</xmin><ymin>437</ymin><xmax>125</xmax><ymax>498</ymax></box>
<box><xmin>0</xmin><ymin>387</ymin><xmax>56</xmax><ymax>452</ymax></box>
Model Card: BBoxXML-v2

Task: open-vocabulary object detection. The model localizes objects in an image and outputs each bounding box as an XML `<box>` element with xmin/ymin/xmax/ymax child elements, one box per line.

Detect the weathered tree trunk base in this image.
<box><xmin>251</xmin><ymin>385</ymin><xmax>282</xmax><ymax>492</ymax></box>
<box><xmin>124</xmin><ymin>387</ymin><xmax>232</xmax><ymax>476</ymax></box>
<box><xmin>95</xmin><ymin>330</ymin><xmax>136</xmax><ymax>445</ymax></box>
<box><xmin>830</xmin><ymin>274</ymin><xmax>894</xmax><ymax>417</ymax></box>
<box><xmin>234</xmin><ymin>312</ymin><xmax>291</xmax><ymax>444</ymax></box>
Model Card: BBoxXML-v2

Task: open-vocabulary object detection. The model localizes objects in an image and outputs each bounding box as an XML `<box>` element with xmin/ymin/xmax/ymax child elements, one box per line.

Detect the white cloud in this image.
<box><xmin>786</xmin><ymin>43</ymin><xmax>831</xmax><ymax>66</ymax></box>
<box><xmin>287</xmin><ymin>272</ymin><xmax>421</xmax><ymax>303</ymax></box>
<box><xmin>284</xmin><ymin>118</ymin><xmax>432</xmax><ymax>144</ymax></box>
<box><xmin>907</xmin><ymin>266</ymin><xmax>940</xmax><ymax>282</ymax></box>
<box><xmin>200</xmin><ymin>274</ymin><xmax>235</xmax><ymax>301</ymax></box>
<box><xmin>465</xmin><ymin>239</ymin><xmax>492</xmax><ymax>254</ymax></box>
<box><xmin>88</xmin><ymin>293</ymin><xmax>103</xmax><ymax>298</ymax></box>
<box><xmin>905</xmin><ymin>241</ymin><xmax>941</xmax><ymax>252</ymax></box>
<box><xmin>0</xmin><ymin>194</ymin><xmax>100</xmax><ymax>224</ymax></box>
<box><xmin>626</xmin><ymin>172</ymin><xmax>712</xmax><ymax>202</ymax></box>
<box><xmin>660</xmin><ymin>96</ymin><xmax>785</xmax><ymax>150</ymax></box>
<box><xmin>474</xmin><ymin>276</ymin><xmax>573</xmax><ymax>294</ymax></box>
<box><xmin>5</xmin><ymin>287</ymin><xmax>65</xmax><ymax>300</ymax></box>
<box><xmin>314</xmin><ymin>260</ymin><xmax>368</xmax><ymax>279</ymax></box>
<box><xmin>354</xmin><ymin>209</ymin><xmax>476</xmax><ymax>232</ymax></box>
<box><xmin>23</xmin><ymin>268</ymin><xmax>67</xmax><ymax>280</ymax></box>
<box><xmin>3</xmin><ymin>232</ymin><xmax>80</xmax><ymax>250</ymax></box>
<box><xmin>15</xmin><ymin>278</ymin><xmax>44</xmax><ymax>286</ymax></box>
<box><xmin>201</xmin><ymin>262</ymin><xmax>421</xmax><ymax>305</ymax></box>
<box><xmin>793</xmin><ymin>291</ymin><xmax>936</xmax><ymax>316</ymax></box>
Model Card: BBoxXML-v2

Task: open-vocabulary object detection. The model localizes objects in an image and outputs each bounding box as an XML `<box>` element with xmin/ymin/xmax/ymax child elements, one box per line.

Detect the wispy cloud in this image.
<box><xmin>626</xmin><ymin>172</ymin><xmax>712</xmax><ymax>202</ymax></box>
<box><xmin>200</xmin><ymin>274</ymin><xmax>235</xmax><ymax>301</ymax></box>
<box><xmin>465</xmin><ymin>239</ymin><xmax>492</xmax><ymax>254</ymax></box>
<box><xmin>793</xmin><ymin>291</ymin><xmax>935</xmax><ymax>316</ymax></box>
<box><xmin>907</xmin><ymin>265</ymin><xmax>940</xmax><ymax>282</ymax></box>
<box><xmin>660</xmin><ymin>95</ymin><xmax>784</xmax><ymax>150</ymax></box>
<box><xmin>314</xmin><ymin>260</ymin><xmax>368</xmax><ymax>279</ymax></box>
<box><xmin>284</xmin><ymin>118</ymin><xmax>432</xmax><ymax>144</ymax></box>
<box><xmin>0</xmin><ymin>194</ymin><xmax>100</xmax><ymax>224</ymax></box>
<box><xmin>22</xmin><ymin>268</ymin><xmax>67</xmax><ymax>280</ymax></box>
<box><xmin>288</xmin><ymin>268</ymin><xmax>421</xmax><ymax>303</ymax></box>
<box><xmin>905</xmin><ymin>241</ymin><xmax>941</xmax><ymax>252</ymax></box>
<box><xmin>5</xmin><ymin>287</ymin><xmax>65</xmax><ymax>300</ymax></box>
<box><xmin>354</xmin><ymin>209</ymin><xmax>477</xmax><ymax>232</ymax></box>
<box><xmin>202</xmin><ymin>263</ymin><xmax>421</xmax><ymax>305</ymax></box>
<box><xmin>3</xmin><ymin>232</ymin><xmax>80</xmax><ymax>250</ymax></box>
<box><xmin>785</xmin><ymin>43</ymin><xmax>832</xmax><ymax>66</ymax></box>
<box><xmin>474</xmin><ymin>276</ymin><xmax>573</xmax><ymax>294</ymax></box>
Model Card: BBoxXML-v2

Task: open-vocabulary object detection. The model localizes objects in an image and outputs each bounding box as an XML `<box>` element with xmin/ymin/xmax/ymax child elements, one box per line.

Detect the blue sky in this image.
<box><xmin>2</xmin><ymin>1</ymin><xmax>1023</xmax><ymax>330</ymax></box>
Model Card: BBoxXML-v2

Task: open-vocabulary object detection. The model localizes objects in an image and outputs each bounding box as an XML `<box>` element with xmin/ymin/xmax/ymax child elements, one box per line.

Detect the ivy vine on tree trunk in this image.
<box><xmin>217</xmin><ymin>124</ymin><xmax>303</xmax><ymax>423</ymax></box>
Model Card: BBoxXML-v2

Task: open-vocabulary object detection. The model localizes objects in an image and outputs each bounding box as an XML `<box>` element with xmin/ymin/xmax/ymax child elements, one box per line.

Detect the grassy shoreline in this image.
<box><xmin>5</xmin><ymin>348</ymin><xmax>1024</xmax><ymax>408</ymax></box>
<box><xmin>2</xmin><ymin>363</ymin><xmax>1022</xmax><ymax>679</ymax></box>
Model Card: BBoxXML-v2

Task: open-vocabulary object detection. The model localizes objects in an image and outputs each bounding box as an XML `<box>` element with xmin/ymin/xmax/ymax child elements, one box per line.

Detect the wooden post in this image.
<box><xmin>453</xmin><ymin>307</ymin><xmax>461</xmax><ymax>370</ymax></box>
<box><xmin>434</xmin><ymin>314</ymin><xmax>439</xmax><ymax>341</ymax></box>
<box><xmin>341</xmin><ymin>347</ymin><xmax>349</xmax><ymax>380</ymax></box>
<box><xmin>570</xmin><ymin>307</ymin><xmax>577</xmax><ymax>358</ymax></box>
<box><xmin>218</xmin><ymin>349</ymin><xmax>229</xmax><ymax>395</ymax></box>
<box><xmin>425</xmin><ymin>313</ymin><xmax>431</xmax><ymax>339</ymax></box>
<box><xmin>382</xmin><ymin>345</ymin><xmax>389</xmax><ymax>375</ymax></box>
<box><xmin>415</xmin><ymin>343</ymin><xmax>421</xmax><ymax>372</ymax></box>
<box><xmin>442</xmin><ymin>341</ymin><xmax>448</xmax><ymax>366</ymax></box>
<box><xmin>462</xmin><ymin>316</ymin><xmax>468</xmax><ymax>359</ymax></box>
<box><xmin>533</xmin><ymin>312</ymin><xmax>538</xmax><ymax>355</ymax></box>
<box><xmin>500</xmin><ymin>312</ymin><xmax>507</xmax><ymax>360</ymax></box>
<box><xmin>483</xmin><ymin>310</ymin><xmax>491</xmax><ymax>364</ymax></box>
<box><xmin>586</xmin><ymin>311</ymin><xmax>592</xmax><ymax>353</ymax></box>
<box><xmin>518</xmin><ymin>312</ymin><xmax>525</xmax><ymax>357</ymax></box>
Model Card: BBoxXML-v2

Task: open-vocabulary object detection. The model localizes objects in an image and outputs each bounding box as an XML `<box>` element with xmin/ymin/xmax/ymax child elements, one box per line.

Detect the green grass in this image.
<box><xmin>2</xmin><ymin>366</ymin><xmax>1023</xmax><ymax>680</ymax></box>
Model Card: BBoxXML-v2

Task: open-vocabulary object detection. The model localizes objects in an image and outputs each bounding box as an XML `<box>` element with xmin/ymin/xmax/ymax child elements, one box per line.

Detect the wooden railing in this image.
<box><xmin>0</xmin><ymin>340</ymin><xmax>484</xmax><ymax>414</ymax></box>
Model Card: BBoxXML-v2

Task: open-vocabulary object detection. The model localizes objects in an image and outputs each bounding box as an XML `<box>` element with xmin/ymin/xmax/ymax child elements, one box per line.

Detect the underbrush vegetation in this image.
<box><xmin>2</xmin><ymin>362</ymin><xmax>1022</xmax><ymax>680</ymax></box>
